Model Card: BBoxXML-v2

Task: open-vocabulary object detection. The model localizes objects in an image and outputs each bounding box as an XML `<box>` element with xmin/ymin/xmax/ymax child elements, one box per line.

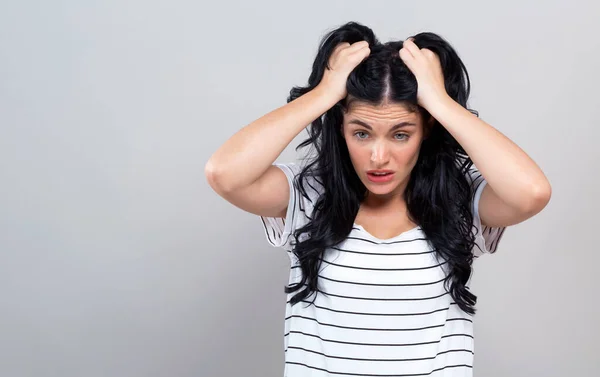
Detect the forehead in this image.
<box><xmin>343</xmin><ymin>101</ymin><xmax>419</xmax><ymax>123</ymax></box>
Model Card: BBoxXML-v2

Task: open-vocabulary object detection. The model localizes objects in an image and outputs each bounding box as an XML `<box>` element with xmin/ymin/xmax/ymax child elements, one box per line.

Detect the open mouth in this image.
<box><xmin>369</xmin><ymin>172</ymin><xmax>392</xmax><ymax>176</ymax></box>
<box><xmin>367</xmin><ymin>172</ymin><xmax>395</xmax><ymax>182</ymax></box>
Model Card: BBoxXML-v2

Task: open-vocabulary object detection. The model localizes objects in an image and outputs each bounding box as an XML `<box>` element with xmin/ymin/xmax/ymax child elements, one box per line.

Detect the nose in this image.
<box><xmin>370</xmin><ymin>141</ymin><xmax>390</xmax><ymax>165</ymax></box>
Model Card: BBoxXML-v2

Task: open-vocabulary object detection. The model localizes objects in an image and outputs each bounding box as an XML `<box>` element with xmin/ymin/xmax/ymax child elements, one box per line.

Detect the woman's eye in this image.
<box><xmin>353</xmin><ymin>132</ymin><xmax>409</xmax><ymax>141</ymax></box>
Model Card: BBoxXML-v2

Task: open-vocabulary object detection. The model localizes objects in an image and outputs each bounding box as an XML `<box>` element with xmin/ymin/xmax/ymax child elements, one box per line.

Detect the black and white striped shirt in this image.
<box><xmin>260</xmin><ymin>162</ymin><xmax>506</xmax><ymax>377</ymax></box>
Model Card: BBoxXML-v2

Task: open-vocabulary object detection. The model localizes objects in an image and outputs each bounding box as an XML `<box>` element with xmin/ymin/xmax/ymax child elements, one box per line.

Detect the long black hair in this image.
<box><xmin>285</xmin><ymin>21</ymin><xmax>481</xmax><ymax>315</ymax></box>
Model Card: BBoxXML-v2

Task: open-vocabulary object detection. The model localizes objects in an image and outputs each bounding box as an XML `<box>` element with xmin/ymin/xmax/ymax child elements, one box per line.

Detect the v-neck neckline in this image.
<box><xmin>353</xmin><ymin>223</ymin><xmax>421</xmax><ymax>242</ymax></box>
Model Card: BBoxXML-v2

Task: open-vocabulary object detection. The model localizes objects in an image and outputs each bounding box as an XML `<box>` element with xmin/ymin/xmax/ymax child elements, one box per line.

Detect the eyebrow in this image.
<box><xmin>348</xmin><ymin>119</ymin><xmax>417</xmax><ymax>131</ymax></box>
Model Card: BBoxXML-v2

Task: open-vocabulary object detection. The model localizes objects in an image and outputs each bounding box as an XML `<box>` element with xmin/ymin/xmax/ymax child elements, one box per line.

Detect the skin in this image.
<box><xmin>341</xmin><ymin>100</ymin><xmax>433</xmax><ymax>229</ymax></box>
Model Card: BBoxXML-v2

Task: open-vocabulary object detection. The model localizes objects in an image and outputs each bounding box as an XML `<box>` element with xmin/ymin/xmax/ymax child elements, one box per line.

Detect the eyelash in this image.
<box><xmin>353</xmin><ymin>131</ymin><xmax>409</xmax><ymax>141</ymax></box>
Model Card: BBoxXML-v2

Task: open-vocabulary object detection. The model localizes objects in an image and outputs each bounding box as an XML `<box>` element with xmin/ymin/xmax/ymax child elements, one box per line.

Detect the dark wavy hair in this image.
<box><xmin>284</xmin><ymin>21</ymin><xmax>481</xmax><ymax>315</ymax></box>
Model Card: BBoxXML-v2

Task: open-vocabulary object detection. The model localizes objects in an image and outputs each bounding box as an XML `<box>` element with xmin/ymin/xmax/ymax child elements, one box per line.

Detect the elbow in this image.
<box><xmin>205</xmin><ymin>160</ymin><xmax>232</xmax><ymax>195</ymax></box>
<box><xmin>527</xmin><ymin>180</ymin><xmax>552</xmax><ymax>215</ymax></box>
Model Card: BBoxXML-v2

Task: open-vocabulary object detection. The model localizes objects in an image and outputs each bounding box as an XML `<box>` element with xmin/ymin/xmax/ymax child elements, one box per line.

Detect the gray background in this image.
<box><xmin>1</xmin><ymin>1</ymin><xmax>598</xmax><ymax>376</ymax></box>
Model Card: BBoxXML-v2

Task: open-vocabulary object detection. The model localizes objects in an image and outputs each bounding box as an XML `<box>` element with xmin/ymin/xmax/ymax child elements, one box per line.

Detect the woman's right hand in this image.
<box><xmin>317</xmin><ymin>40</ymin><xmax>371</xmax><ymax>102</ymax></box>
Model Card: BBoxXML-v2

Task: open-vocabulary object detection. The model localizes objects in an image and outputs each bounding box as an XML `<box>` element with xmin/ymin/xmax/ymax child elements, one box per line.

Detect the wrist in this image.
<box><xmin>423</xmin><ymin>94</ymin><xmax>455</xmax><ymax>117</ymax></box>
<box><xmin>313</xmin><ymin>84</ymin><xmax>344</xmax><ymax>105</ymax></box>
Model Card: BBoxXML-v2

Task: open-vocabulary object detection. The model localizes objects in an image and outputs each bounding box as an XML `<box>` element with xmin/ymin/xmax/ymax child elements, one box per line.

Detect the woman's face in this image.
<box><xmin>341</xmin><ymin>101</ymin><xmax>428</xmax><ymax>201</ymax></box>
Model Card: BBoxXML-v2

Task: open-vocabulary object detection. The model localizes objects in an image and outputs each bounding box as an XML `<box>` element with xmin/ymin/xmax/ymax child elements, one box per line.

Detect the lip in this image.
<box><xmin>366</xmin><ymin>170</ymin><xmax>395</xmax><ymax>183</ymax></box>
<box><xmin>367</xmin><ymin>169</ymin><xmax>394</xmax><ymax>174</ymax></box>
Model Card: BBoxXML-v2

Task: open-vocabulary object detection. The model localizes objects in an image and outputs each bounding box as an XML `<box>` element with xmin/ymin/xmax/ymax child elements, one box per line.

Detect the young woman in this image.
<box><xmin>205</xmin><ymin>21</ymin><xmax>551</xmax><ymax>377</ymax></box>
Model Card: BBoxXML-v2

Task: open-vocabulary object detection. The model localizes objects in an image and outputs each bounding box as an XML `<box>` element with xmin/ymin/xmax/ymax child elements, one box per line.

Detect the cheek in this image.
<box><xmin>395</xmin><ymin>145</ymin><xmax>420</xmax><ymax>162</ymax></box>
<box><xmin>345</xmin><ymin>143</ymin><xmax>370</xmax><ymax>164</ymax></box>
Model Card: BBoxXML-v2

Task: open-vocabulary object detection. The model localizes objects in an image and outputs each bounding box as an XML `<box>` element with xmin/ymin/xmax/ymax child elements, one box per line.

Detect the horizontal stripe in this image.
<box><xmin>318</xmin><ymin>257</ymin><xmax>449</xmax><ymax>271</ymax></box>
<box><xmin>285</xmin><ymin>299</ymin><xmax>456</xmax><ymax>317</ymax></box>
<box><xmin>284</xmin><ymin>314</ymin><xmax>472</xmax><ymax>332</ymax></box>
<box><xmin>285</xmin><ymin>361</ymin><xmax>472</xmax><ymax>376</ymax></box>
<box><xmin>344</xmin><ymin>235</ymin><xmax>429</xmax><ymax>246</ymax></box>
<box><xmin>286</xmin><ymin>345</ymin><xmax>473</xmax><ymax>362</ymax></box>
<box><xmin>288</xmin><ymin>270</ymin><xmax>459</xmax><ymax>289</ymax></box>
<box><xmin>317</xmin><ymin>274</ymin><xmax>448</xmax><ymax>287</ymax></box>
<box><xmin>304</xmin><ymin>290</ymin><xmax>450</xmax><ymax>302</ymax></box>
<box><xmin>331</xmin><ymin>245</ymin><xmax>437</xmax><ymax>256</ymax></box>
<box><xmin>284</xmin><ymin>330</ymin><xmax>473</xmax><ymax>347</ymax></box>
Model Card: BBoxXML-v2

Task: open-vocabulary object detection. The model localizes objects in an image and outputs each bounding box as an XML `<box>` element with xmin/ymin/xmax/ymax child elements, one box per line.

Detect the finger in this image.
<box><xmin>399</xmin><ymin>48</ymin><xmax>416</xmax><ymax>71</ymax></box>
<box><xmin>348</xmin><ymin>47</ymin><xmax>371</xmax><ymax>64</ymax></box>
<box><xmin>421</xmin><ymin>48</ymin><xmax>438</xmax><ymax>61</ymax></box>
<box><xmin>399</xmin><ymin>46</ymin><xmax>413</xmax><ymax>63</ymax></box>
<box><xmin>399</xmin><ymin>46</ymin><xmax>414</xmax><ymax>60</ymax></box>
<box><xmin>346</xmin><ymin>40</ymin><xmax>370</xmax><ymax>53</ymax></box>
<box><xmin>402</xmin><ymin>39</ymin><xmax>422</xmax><ymax>59</ymax></box>
<box><xmin>347</xmin><ymin>41</ymin><xmax>370</xmax><ymax>54</ymax></box>
<box><xmin>345</xmin><ymin>44</ymin><xmax>371</xmax><ymax>63</ymax></box>
<box><xmin>333</xmin><ymin>42</ymin><xmax>351</xmax><ymax>53</ymax></box>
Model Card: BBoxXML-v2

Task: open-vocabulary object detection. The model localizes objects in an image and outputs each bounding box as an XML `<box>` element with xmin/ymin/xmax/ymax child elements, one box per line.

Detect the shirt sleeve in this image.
<box><xmin>467</xmin><ymin>164</ymin><xmax>507</xmax><ymax>258</ymax></box>
<box><xmin>259</xmin><ymin>162</ymin><xmax>319</xmax><ymax>250</ymax></box>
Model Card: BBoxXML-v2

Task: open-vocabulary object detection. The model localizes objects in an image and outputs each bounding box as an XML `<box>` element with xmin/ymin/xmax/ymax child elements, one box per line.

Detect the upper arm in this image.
<box><xmin>207</xmin><ymin>164</ymin><xmax>290</xmax><ymax>219</ymax></box>
<box><xmin>479</xmin><ymin>183</ymin><xmax>551</xmax><ymax>228</ymax></box>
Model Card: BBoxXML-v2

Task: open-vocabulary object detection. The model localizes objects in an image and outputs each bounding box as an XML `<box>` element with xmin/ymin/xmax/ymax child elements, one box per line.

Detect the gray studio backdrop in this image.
<box><xmin>1</xmin><ymin>1</ymin><xmax>598</xmax><ymax>376</ymax></box>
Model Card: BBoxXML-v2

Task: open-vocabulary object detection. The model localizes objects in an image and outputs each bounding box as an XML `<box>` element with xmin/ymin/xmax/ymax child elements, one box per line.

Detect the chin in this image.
<box><xmin>368</xmin><ymin>187</ymin><xmax>397</xmax><ymax>196</ymax></box>
<box><xmin>364</xmin><ymin>181</ymin><xmax>400</xmax><ymax>196</ymax></box>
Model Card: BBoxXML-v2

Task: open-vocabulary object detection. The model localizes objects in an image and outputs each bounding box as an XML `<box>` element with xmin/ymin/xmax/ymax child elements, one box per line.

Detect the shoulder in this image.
<box><xmin>276</xmin><ymin>161</ymin><xmax>324</xmax><ymax>197</ymax></box>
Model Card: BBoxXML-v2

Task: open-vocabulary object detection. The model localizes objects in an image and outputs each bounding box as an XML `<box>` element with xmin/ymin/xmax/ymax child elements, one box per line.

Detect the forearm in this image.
<box><xmin>428</xmin><ymin>95</ymin><xmax>551</xmax><ymax>211</ymax></box>
<box><xmin>205</xmin><ymin>85</ymin><xmax>338</xmax><ymax>192</ymax></box>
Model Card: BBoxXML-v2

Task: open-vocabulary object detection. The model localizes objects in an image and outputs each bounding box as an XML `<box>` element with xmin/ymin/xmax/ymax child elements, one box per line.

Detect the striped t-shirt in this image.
<box><xmin>260</xmin><ymin>162</ymin><xmax>506</xmax><ymax>377</ymax></box>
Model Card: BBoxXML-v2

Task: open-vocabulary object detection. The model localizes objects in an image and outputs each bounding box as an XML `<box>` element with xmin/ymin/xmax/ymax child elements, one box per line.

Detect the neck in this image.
<box><xmin>362</xmin><ymin>190</ymin><xmax>405</xmax><ymax>211</ymax></box>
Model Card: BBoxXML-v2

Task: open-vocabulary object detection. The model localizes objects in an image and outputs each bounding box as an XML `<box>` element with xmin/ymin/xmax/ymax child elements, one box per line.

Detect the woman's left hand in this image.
<box><xmin>399</xmin><ymin>38</ymin><xmax>449</xmax><ymax>110</ymax></box>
